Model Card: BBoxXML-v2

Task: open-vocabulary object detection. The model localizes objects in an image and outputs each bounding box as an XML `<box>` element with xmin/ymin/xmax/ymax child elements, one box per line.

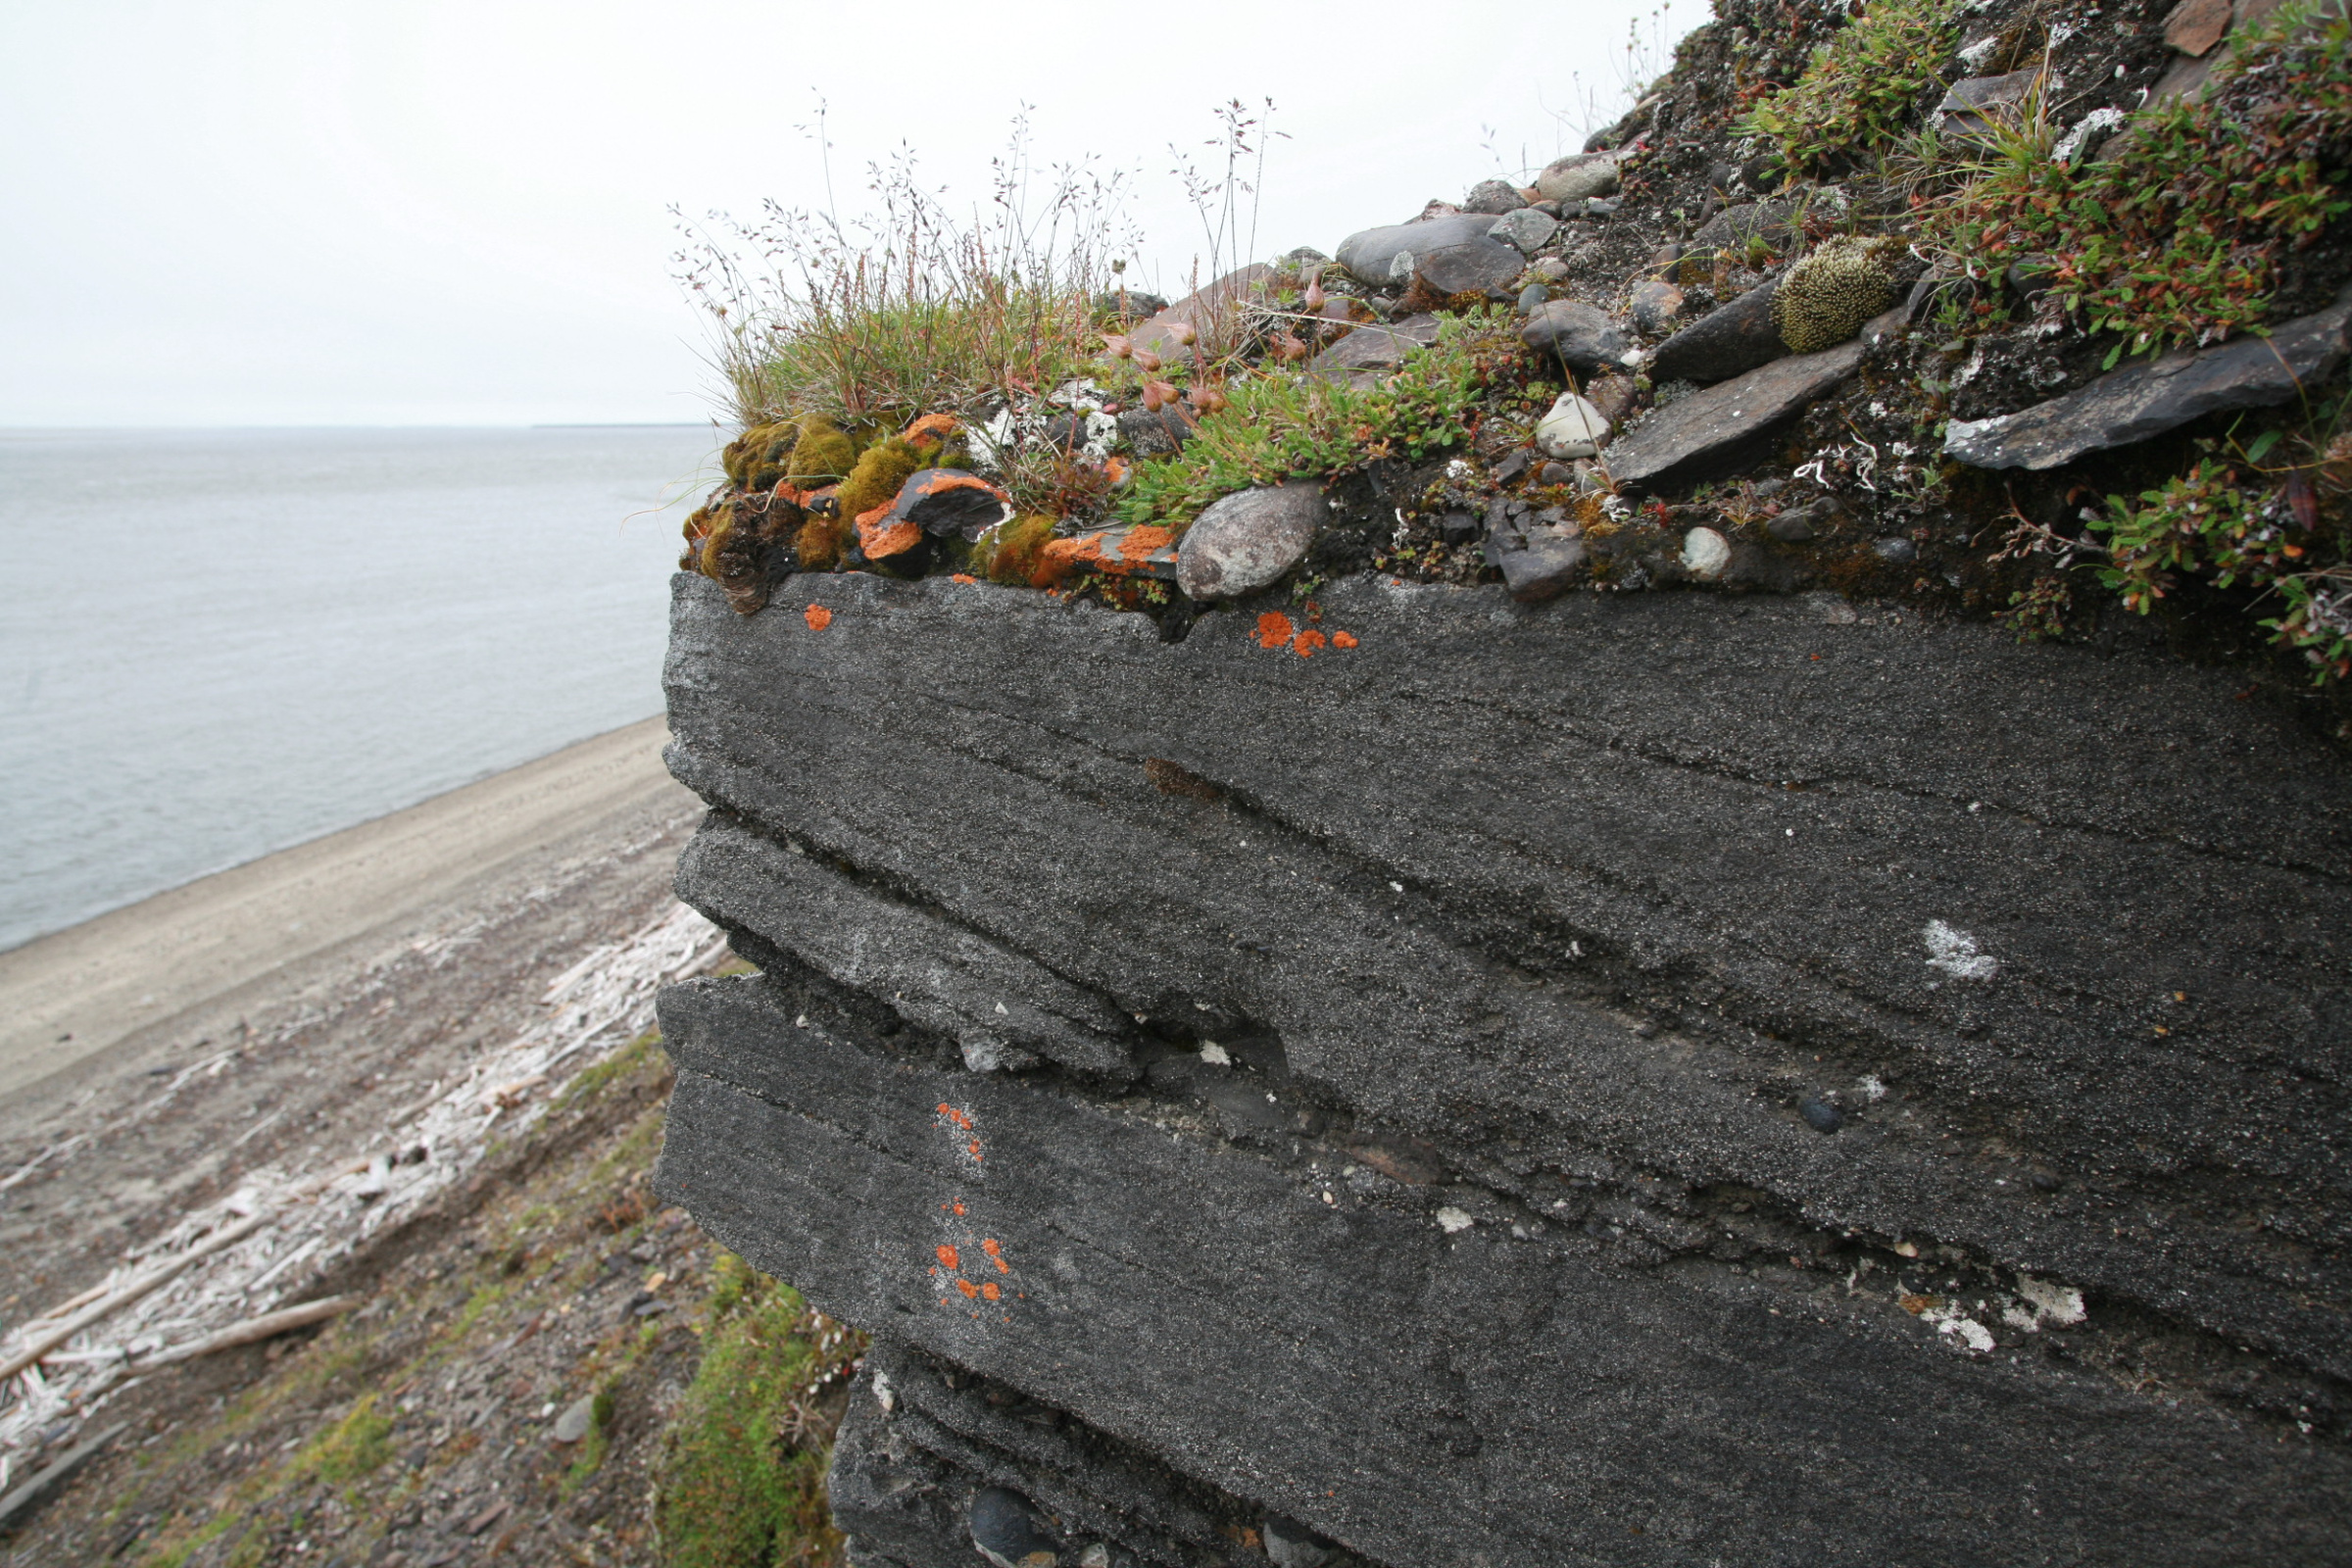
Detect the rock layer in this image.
<box><xmin>657</xmin><ymin>569</ymin><xmax>2352</xmax><ymax>1567</ymax></box>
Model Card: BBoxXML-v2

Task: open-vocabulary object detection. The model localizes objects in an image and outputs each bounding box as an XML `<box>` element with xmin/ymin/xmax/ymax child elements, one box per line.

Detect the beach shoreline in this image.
<box><xmin>0</xmin><ymin>713</ymin><xmax>696</xmax><ymax>1115</ymax></box>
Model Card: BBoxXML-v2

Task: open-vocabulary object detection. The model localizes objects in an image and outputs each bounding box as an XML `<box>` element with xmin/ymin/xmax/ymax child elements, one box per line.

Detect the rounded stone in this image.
<box><xmin>1535</xmin><ymin>394</ymin><xmax>1610</xmax><ymax>461</ymax></box>
<box><xmin>971</xmin><ymin>1487</ymin><xmax>1060</xmax><ymax>1568</ymax></box>
<box><xmin>1683</xmin><ymin>526</ymin><xmax>1732</xmax><ymax>579</ymax></box>
<box><xmin>1175</xmin><ymin>483</ymin><xmax>1327</xmax><ymax>601</ymax></box>
<box><xmin>1535</xmin><ymin>152</ymin><xmax>1619</xmax><ymax>204</ymax></box>
<box><xmin>1489</xmin><ymin>207</ymin><xmax>1559</xmax><ymax>256</ymax></box>
<box><xmin>1873</xmin><ymin>536</ymin><xmax>1918</xmax><ymax>565</ymax></box>
<box><xmin>1799</xmin><ymin>1098</ymin><xmax>1843</xmax><ymax>1134</ymax></box>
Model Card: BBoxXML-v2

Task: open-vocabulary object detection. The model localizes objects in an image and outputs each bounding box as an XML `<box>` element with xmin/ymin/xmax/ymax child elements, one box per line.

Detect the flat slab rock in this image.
<box><xmin>1946</xmin><ymin>292</ymin><xmax>2352</xmax><ymax>469</ymax></box>
<box><xmin>1302</xmin><ymin>315</ymin><xmax>1440</xmax><ymax>387</ymax></box>
<box><xmin>1644</xmin><ymin>278</ymin><xmax>1787</xmax><ymax>386</ymax></box>
<box><xmin>659</xmin><ymin>569</ymin><xmax>2352</xmax><ymax>1565</ymax></box>
<box><xmin>1607</xmin><ymin>337</ymin><xmax>1867</xmax><ymax>490</ymax></box>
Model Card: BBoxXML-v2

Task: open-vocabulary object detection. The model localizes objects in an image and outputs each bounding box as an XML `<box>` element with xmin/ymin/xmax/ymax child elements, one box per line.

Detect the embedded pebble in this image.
<box><xmin>1682</xmin><ymin>526</ymin><xmax>1732</xmax><ymax>580</ymax></box>
<box><xmin>1534</xmin><ymin>393</ymin><xmax>1610</xmax><ymax>460</ymax></box>
<box><xmin>1798</xmin><ymin>1098</ymin><xmax>1842</xmax><ymax>1134</ymax></box>
<box><xmin>551</xmin><ymin>1396</ymin><xmax>596</xmax><ymax>1444</ymax></box>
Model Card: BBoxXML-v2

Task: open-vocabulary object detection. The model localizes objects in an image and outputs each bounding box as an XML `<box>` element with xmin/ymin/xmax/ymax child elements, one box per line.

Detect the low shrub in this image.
<box><xmin>1117</xmin><ymin>313</ymin><xmax>1517</xmax><ymax>530</ymax></box>
<box><xmin>1918</xmin><ymin>1</ymin><xmax>2352</xmax><ymax>361</ymax></box>
<box><xmin>1737</xmin><ymin>0</ymin><xmax>1970</xmax><ymax>178</ymax></box>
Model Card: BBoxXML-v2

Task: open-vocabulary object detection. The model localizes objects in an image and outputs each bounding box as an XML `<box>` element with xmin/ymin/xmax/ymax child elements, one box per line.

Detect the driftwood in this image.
<box><xmin>0</xmin><ymin>1212</ymin><xmax>271</xmax><ymax>1385</ymax></box>
<box><xmin>147</xmin><ymin>1297</ymin><xmax>357</xmax><ymax>1366</ymax></box>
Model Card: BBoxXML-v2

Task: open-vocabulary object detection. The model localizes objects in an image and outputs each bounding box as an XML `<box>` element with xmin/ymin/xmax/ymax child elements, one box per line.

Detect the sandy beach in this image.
<box><xmin>0</xmin><ymin>714</ymin><xmax>696</xmax><ymax>1110</ymax></box>
<box><xmin>0</xmin><ymin>714</ymin><xmax>703</xmax><ymax>1313</ymax></box>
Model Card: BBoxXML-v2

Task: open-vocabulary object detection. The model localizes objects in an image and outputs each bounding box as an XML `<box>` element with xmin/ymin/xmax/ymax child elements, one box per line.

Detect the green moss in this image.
<box><xmin>296</xmin><ymin>1396</ymin><xmax>393</xmax><ymax>1489</ymax></box>
<box><xmin>1736</xmin><ymin>0</ymin><xmax>1968</xmax><ymax>177</ymax></box>
<box><xmin>834</xmin><ymin>437</ymin><xmax>928</xmax><ymax>523</ymax></box>
<box><xmin>783</xmin><ymin>417</ymin><xmax>858</xmax><ymax>489</ymax></box>
<box><xmin>723</xmin><ymin>422</ymin><xmax>801</xmax><ymax>490</ymax></box>
<box><xmin>797</xmin><ymin>514</ymin><xmax>852</xmax><ymax>572</ymax></box>
<box><xmin>978</xmin><ymin>514</ymin><xmax>1057</xmax><ymax>586</ymax></box>
<box><xmin>651</xmin><ymin>1261</ymin><xmax>859</xmax><ymax>1568</ymax></box>
<box><xmin>1773</xmin><ymin>236</ymin><xmax>1899</xmax><ymax>352</ymax></box>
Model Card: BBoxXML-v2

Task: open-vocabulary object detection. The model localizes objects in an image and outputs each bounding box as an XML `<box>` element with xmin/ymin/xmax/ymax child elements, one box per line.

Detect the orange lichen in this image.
<box><xmin>1118</xmin><ymin>525</ymin><xmax>1173</xmax><ymax>564</ymax></box>
<box><xmin>981</xmin><ymin>1238</ymin><xmax>1011</xmax><ymax>1273</ymax></box>
<box><xmin>952</xmin><ymin>572</ymin><xmax>978</xmax><ymax>584</ymax></box>
<box><xmin>936</xmin><ymin>1104</ymin><xmax>974</xmax><ymax>1130</ymax></box>
<box><xmin>902</xmin><ymin>412</ymin><xmax>959</xmax><ymax>446</ymax></box>
<box><xmin>856</xmin><ymin>503</ymin><xmax>922</xmax><ymax>561</ymax></box>
<box><xmin>804</xmin><ymin>605</ymin><xmax>833</xmax><ymax>630</ymax></box>
<box><xmin>956</xmin><ymin>1278</ymin><xmax>980</xmax><ymax>1298</ymax></box>
<box><xmin>953</xmin><ymin>1200</ymin><xmax>966</xmax><ymax>1215</ymax></box>
<box><xmin>967</xmin><ymin>1139</ymin><xmax>983</xmax><ymax>1160</ymax></box>
<box><xmin>936</xmin><ymin>1245</ymin><xmax>960</xmax><ymax>1270</ymax></box>
<box><xmin>1035</xmin><ymin>531</ymin><xmax>1108</xmax><ymax>588</ymax></box>
<box><xmin>980</xmin><ymin>1281</ymin><xmax>1002</xmax><ymax>1300</ymax></box>
<box><xmin>1333</xmin><ymin>631</ymin><xmax>1359</xmax><ymax>649</ymax></box>
<box><xmin>1256</xmin><ymin>612</ymin><xmax>1297</xmax><ymax>650</ymax></box>
<box><xmin>1295</xmin><ymin>629</ymin><xmax>1329</xmax><ymax>659</ymax></box>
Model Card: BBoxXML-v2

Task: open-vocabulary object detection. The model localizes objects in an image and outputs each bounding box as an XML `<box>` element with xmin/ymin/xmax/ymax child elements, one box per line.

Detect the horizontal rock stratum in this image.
<box><xmin>656</xmin><ymin>570</ymin><xmax>2352</xmax><ymax>1567</ymax></box>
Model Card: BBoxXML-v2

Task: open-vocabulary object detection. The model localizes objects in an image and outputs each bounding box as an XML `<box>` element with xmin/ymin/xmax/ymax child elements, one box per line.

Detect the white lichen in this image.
<box><xmin>1924</xmin><ymin>920</ymin><xmax>1998</xmax><ymax>981</ymax></box>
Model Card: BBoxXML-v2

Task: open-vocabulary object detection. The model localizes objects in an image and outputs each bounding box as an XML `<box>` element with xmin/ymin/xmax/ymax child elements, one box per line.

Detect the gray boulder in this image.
<box><xmin>1462</xmin><ymin>178</ymin><xmax>1528</xmax><ymax>215</ymax></box>
<box><xmin>1519</xmin><ymin>301</ymin><xmax>1631</xmax><ymax>374</ymax></box>
<box><xmin>1174</xmin><ymin>483</ymin><xmax>1326</xmax><ymax>600</ymax></box>
<box><xmin>1606</xmin><ymin>338</ymin><xmax>1867</xmax><ymax>491</ymax></box>
<box><xmin>1630</xmin><ymin>278</ymin><xmax>1687</xmax><ymax>335</ymax></box>
<box><xmin>1645</xmin><ymin>281</ymin><xmax>1788</xmax><ymax>385</ymax></box>
<box><xmin>1690</xmin><ymin>200</ymin><xmax>1799</xmax><ymax>256</ymax></box>
<box><xmin>1488</xmin><ymin>208</ymin><xmax>1558</xmax><ymax>255</ymax></box>
<box><xmin>1336</xmin><ymin>213</ymin><xmax>1509</xmax><ymax>287</ymax></box>
<box><xmin>1413</xmin><ymin>239</ymin><xmax>1527</xmax><ymax>298</ymax></box>
<box><xmin>1534</xmin><ymin>152</ymin><xmax>1618</xmax><ymax>203</ymax></box>
<box><xmin>1945</xmin><ymin>292</ymin><xmax>2352</xmax><ymax>469</ymax></box>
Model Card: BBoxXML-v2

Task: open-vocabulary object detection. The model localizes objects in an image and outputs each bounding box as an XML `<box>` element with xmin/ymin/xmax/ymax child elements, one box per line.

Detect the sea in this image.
<box><xmin>0</xmin><ymin>425</ymin><xmax>718</xmax><ymax>954</ymax></box>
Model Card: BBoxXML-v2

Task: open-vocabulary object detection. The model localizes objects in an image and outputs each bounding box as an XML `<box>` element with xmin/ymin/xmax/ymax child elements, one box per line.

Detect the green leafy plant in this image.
<box><xmin>2091</xmin><ymin>417</ymin><xmax>2352</xmax><ymax>682</ymax></box>
<box><xmin>1117</xmin><ymin>314</ymin><xmax>1516</xmax><ymax>529</ymax></box>
<box><xmin>1918</xmin><ymin>1</ymin><xmax>2352</xmax><ymax>361</ymax></box>
<box><xmin>1736</xmin><ymin>0</ymin><xmax>1969</xmax><ymax>177</ymax></box>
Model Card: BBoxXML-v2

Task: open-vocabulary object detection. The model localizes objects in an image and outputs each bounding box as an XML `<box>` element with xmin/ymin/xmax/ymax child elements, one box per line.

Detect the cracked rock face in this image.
<box><xmin>657</xmin><ymin>571</ymin><xmax>2352</xmax><ymax>1566</ymax></box>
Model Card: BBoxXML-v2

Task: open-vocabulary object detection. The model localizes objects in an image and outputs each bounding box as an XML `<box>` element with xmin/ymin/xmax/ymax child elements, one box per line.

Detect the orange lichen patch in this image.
<box><xmin>1118</xmin><ymin>525</ymin><xmax>1173</xmax><ymax>564</ymax></box>
<box><xmin>1333</xmin><ymin>631</ymin><xmax>1359</xmax><ymax>649</ymax></box>
<box><xmin>1295</xmin><ymin>629</ymin><xmax>1329</xmax><ymax>659</ymax></box>
<box><xmin>981</xmin><ymin>1238</ymin><xmax>1011</xmax><ymax>1273</ymax></box>
<box><xmin>936</xmin><ymin>1245</ymin><xmax>960</xmax><ymax>1270</ymax></box>
<box><xmin>956</xmin><ymin>1278</ymin><xmax>980</xmax><ymax>1299</ymax></box>
<box><xmin>1035</xmin><ymin>531</ymin><xmax>1109</xmax><ymax>588</ymax></box>
<box><xmin>953</xmin><ymin>1200</ymin><xmax>966</xmax><ymax>1216</ymax></box>
<box><xmin>901</xmin><ymin>412</ymin><xmax>959</xmax><ymax>446</ymax></box>
<box><xmin>967</xmin><ymin>1139</ymin><xmax>983</xmax><ymax>1160</ymax></box>
<box><xmin>1256</xmin><ymin>612</ymin><xmax>1297</xmax><ymax>650</ymax></box>
<box><xmin>952</xmin><ymin>572</ymin><xmax>978</xmax><ymax>584</ymax></box>
<box><xmin>804</xmin><ymin>605</ymin><xmax>833</xmax><ymax>631</ymax></box>
<box><xmin>980</xmin><ymin>1281</ymin><xmax>1002</xmax><ymax>1301</ymax></box>
<box><xmin>773</xmin><ymin>482</ymin><xmax>816</xmax><ymax>506</ymax></box>
<box><xmin>909</xmin><ymin>469</ymin><xmax>1005</xmax><ymax>504</ymax></box>
<box><xmin>936</xmin><ymin>1104</ymin><xmax>974</xmax><ymax>1130</ymax></box>
<box><xmin>857</xmin><ymin>504</ymin><xmax>922</xmax><ymax>561</ymax></box>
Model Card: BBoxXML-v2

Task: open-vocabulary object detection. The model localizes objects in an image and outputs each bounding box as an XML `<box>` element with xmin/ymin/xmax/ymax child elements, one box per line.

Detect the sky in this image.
<box><xmin>0</xmin><ymin>0</ymin><xmax>1694</xmax><ymax>428</ymax></box>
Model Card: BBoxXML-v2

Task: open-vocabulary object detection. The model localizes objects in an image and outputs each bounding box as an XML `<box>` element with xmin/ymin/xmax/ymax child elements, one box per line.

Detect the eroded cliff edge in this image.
<box><xmin>654</xmin><ymin>569</ymin><xmax>2352</xmax><ymax>1566</ymax></box>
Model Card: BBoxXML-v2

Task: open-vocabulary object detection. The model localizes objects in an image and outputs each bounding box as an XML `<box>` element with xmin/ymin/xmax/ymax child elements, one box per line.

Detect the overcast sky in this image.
<box><xmin>1</xmin><ymin>0</ymin><xmax>1691</xmax><ymax>427</ymax></box>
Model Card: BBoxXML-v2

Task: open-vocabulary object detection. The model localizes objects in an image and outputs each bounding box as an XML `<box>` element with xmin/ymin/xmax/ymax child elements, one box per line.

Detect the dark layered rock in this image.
<box><xmin>1607</xmin><ymin>339</ymin><xmax>1867</xmax><ymax>490</ymax></box>
<box><xmin>1644</xmin><ymin>279</ymin><xmax>1788</xmax><ymax>385</ymax></box>
<box><xmin>657</xmin><ymin>568</ymin><xmax>2352</xmax><ymax>1567</ymax></box>
<box><xmin>1945</xmin><ymin>291</ymin><xmax>2352</xmax><ymax>469</ymax></box>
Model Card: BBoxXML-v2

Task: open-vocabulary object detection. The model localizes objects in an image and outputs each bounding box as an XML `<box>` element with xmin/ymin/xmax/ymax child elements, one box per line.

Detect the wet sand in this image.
<box><xmin>0</xmin><ymin>714</ymin><xmax>697</xmax><ymax>1112</ymax></box>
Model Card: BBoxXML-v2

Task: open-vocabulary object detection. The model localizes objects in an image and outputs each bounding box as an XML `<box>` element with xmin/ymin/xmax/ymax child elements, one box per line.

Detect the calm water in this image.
<box><xmin>0</xmin><ymin>425</ymin><xmax>717</xmax><ymax>953</ymax></box>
